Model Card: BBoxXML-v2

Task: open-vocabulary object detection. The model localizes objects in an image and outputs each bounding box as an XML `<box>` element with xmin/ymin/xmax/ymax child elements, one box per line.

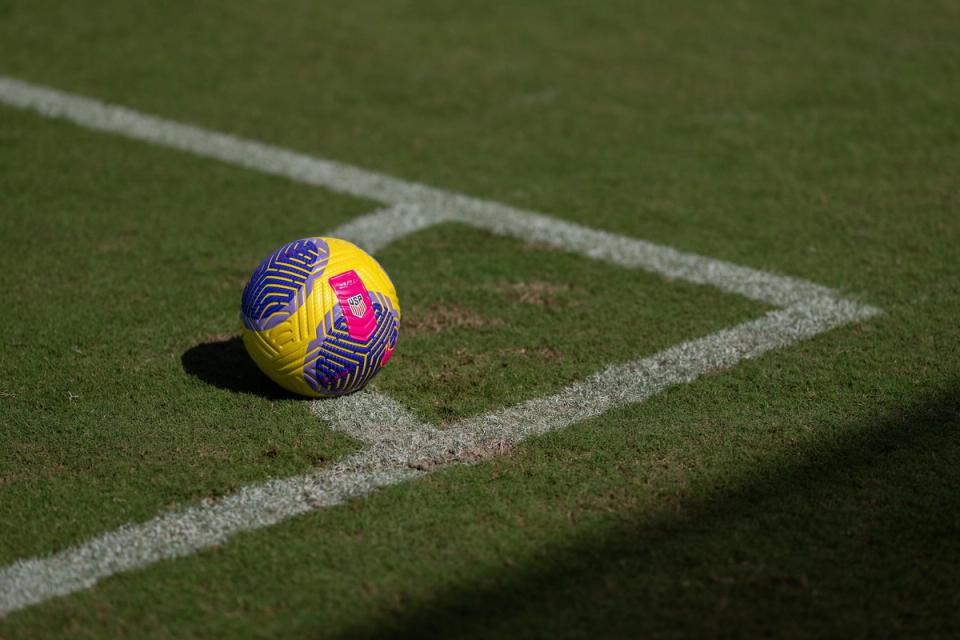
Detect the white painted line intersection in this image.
<box><xmin>0</xmin><ymin>75</ymin><xmax>881</xmax><ymax>617</ymax></box>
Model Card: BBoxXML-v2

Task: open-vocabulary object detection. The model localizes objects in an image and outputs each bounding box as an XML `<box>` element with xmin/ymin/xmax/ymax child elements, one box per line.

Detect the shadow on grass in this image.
<box><xmin>330</xmin><ymin>384</ymin><xmax>960</xmax><ymax>639</ymax></box>
<box><xmin>181</xmin><ymin>336</ymin><xmax>301</xmax><ymax>400</ymax></box>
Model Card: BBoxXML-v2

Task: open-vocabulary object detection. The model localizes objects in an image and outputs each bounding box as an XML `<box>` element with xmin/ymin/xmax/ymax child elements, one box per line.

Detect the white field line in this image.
<box><xmin>0</xmin><ymin>75</ymin><xmax>875</xmax><ymax>310</ymax></box>
<box><xmin>0</xmin><ymin>75</ymin><xmax>882</xmax><ymax>617</ymax></box>
<box><xmin>0</xmin><ymin>301</ymin><xmax>873</xmax><ymax>617</ymax></box>
<box><xmin>330</xmin><ymin>204</ymin><xmax>447</xmax><ymax>254</ymax></box>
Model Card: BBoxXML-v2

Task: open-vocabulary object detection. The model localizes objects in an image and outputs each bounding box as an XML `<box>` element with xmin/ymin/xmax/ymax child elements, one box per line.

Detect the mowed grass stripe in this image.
<box><xmin>1</xmin><ymin>299</ymin><xmax>868</xmax><ymax>617</ymax></box>
<box><xmin>0</xmin><ymin>75</ymin><xmax>870</xmax><ymax>311</ymax></box>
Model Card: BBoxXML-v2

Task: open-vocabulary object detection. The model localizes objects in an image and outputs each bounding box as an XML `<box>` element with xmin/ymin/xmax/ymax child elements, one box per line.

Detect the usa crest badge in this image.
<box><xmin>346</xmin><ymin>293</ymin><xmax>366</xmax><ymax>318</ymax></box>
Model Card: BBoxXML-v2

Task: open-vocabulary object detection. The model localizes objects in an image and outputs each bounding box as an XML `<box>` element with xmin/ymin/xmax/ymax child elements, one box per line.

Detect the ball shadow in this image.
<box><xmin>181</xmin><ymin>336</ymin><xmax>302</xmax><ymax>400</ymax></box>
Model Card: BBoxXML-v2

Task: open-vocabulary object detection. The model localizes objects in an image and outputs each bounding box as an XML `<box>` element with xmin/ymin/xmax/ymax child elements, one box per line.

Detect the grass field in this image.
<box><xmin>1</xmin><ymin>0</ymin><xmax>959</xmax><ymax>637</ymax></box>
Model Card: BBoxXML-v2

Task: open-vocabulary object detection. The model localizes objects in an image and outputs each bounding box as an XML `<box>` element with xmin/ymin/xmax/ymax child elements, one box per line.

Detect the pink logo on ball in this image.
<box><xmin>328</xmin><ymin>270</ymin><xmax>376</xmax><ymax>341</ymax></box>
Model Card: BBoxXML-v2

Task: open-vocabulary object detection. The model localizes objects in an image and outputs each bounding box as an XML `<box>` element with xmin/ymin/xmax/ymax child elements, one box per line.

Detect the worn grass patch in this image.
<box><xmin>373</xmin><ymin>223</ymin><xmax>765</xmax><ymax>424</ymax></box>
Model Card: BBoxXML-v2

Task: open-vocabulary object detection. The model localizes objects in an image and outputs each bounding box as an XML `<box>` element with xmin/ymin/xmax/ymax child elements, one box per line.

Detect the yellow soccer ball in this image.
<box><xmin>240</xmin><ymin>237</ymin><xmax>400</xmax><ymax>397</ymax></box>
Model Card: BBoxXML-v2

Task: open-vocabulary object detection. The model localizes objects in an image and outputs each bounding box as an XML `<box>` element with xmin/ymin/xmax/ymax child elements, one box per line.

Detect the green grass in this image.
<box><xmin>1</xmin><ymin>0</ymin><xmax>959</xmax><ymax>637</ymax></box>
<box><xmin>0</xmin><ymin>107</ymin><xmax>760</xmax><ymax>566</ymax></box>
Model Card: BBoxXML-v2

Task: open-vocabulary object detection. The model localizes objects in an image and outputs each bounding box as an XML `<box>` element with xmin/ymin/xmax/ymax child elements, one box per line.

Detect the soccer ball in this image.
<box><xmin>240</xmin><ymin>237</ymin><xmax>400</xmax><ymax>397</ymax></box>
